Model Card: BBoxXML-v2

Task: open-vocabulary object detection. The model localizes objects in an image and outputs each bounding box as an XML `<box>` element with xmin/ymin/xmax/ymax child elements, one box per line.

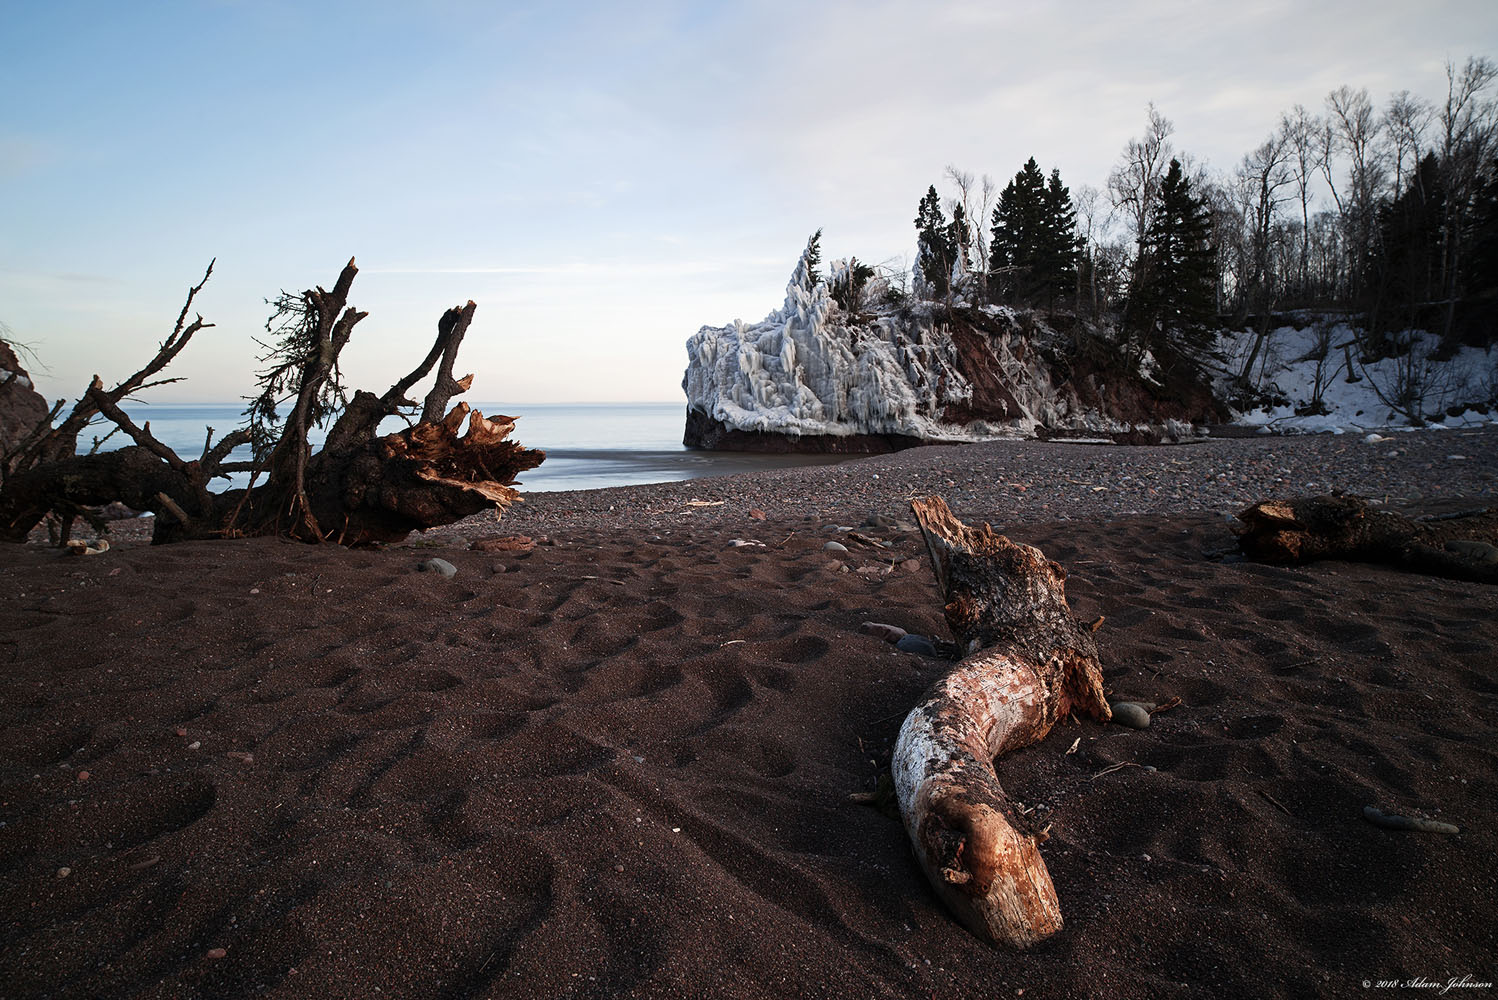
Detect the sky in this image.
<box><xmin>4</xmin><ymin>0</ymin><xmax>1495</xmax><ymax>407</ymax></box>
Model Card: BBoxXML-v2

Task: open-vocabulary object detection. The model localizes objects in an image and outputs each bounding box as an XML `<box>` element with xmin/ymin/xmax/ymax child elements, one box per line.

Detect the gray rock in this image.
<box><xmin>417</xmin><ymin>558</ymin><xmax>457</xmax><ymax>578</ymax></box>
<box><xmin>822</xmin><ymin>540</ymin><xmax>848</xmax><ymax>553</ymax></box>
<box><xmin>863</xmin><ymin>513</ymin><xmax>896</xmax><ymax>530</ymax></box>
<box><xmin>895</xmin><ymin>634</ymin><xmax>938</xmax><ymax>657</ymax></box>
<box><xmin>1108</xmin><ymin>701</ymin><xmax>1151</xmax><ymax>729</ymax></box>
<box><xmin>1445</xmin><ymin>539</ymin><xmax>1498</xmax><ymax>564</ymax></box>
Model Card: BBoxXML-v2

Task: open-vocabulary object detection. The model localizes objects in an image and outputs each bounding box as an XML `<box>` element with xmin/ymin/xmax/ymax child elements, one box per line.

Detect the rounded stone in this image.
<box><xmin>1445</xmin><ymin>539</ymin><xmax>1498</xmax><ymax>564</ymax></box>
<box><xmin>822</xmin><ymin>540</ymin><xmax>848</xmax><ymax>553</ymax></box>
<box><xmin>895</xmin><ymin>634</ymin><xmax>938</xmax><ymax>657</ymax></box>
<box><xmin>417</xmin><ymin>558</ymin><xmax>457</xmax><ymax>578</ymax></box>
<box><xmin>1108</xmin><ymin>701</ymin><xmax>1152</xmax><ymax>729</ymax></box>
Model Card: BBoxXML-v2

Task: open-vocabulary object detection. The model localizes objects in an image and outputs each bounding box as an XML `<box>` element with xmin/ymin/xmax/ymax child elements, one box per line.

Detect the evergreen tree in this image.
<box><xmin>948</xmin><ymin>204</ymin><xmax>973</xmax><ymax>273</ymax></box>
<box><xmin>989</xmin><ymin>158</ymin><xmax>1079</xmax><ymax>307</ymax></box>
<box><xmin>1039</xmin><ymin>168</ymin><xmax>1081</xmax><ymax>305</ymax></box>
<box><xmin>914</xmin><ymin>185</ymin><xmax>954</xmax><ymax>298</ymax></box>
<box><xmin>1463</xmin><ymin>159</ymin><xmax>1498</xmax><ymax>344</ymax></box>
<box><xmin>989</xmin><ymin>157</ymin><xmax>1047</xmax><ymax>301</ymax></box>
<box><xmin>1129</xmin><ymin>158</ymin><xmax>1217</xmax><ymax>363</ymax></box>
<box><xmin>805</xmin><ymin>228</ymin><xmax>823</xmax><ymax>287</ymax></box>
<box><xmin>1370</xmin><ymin>153</ymin><xmax>1445</xmax><ymax>336</ymax></box>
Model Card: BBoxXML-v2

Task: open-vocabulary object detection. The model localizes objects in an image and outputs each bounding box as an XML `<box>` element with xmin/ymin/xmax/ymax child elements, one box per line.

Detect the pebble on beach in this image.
<box><xmin>418</xmin><ymin>558</ymin><xmax>458</xmax><ymax>578</ymax></box>
<box><xmin>1109</xmin><ymin>702</ymin><xmax>1152</xmax><ymax>729</ymax></box>
<box><xmin>823</xmin><ymin>541</ymin><xmax>848</xmax><ymax>553</ymax></box>
<box><xmin>895</xmin><ymin>634</ymin><xmax>939</xmax><ymax>657</ymax></box>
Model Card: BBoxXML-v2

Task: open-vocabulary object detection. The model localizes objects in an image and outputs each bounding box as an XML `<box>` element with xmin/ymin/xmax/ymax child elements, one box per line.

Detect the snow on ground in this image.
<box><xmin>1216</xmin><ymin>321</ymin><xmax>1496</xmax><ymax>435</ymax></box>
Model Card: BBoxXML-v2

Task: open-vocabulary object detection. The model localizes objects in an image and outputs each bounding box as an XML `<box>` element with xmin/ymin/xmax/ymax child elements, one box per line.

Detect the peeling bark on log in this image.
<box><xmin>1236</xmin><ymin>495</ymin><xmax>1498</xmax><ymax>583</ymax></box>
<box><xmin>893</xmin><ymin>496</ymin><xmax>1110</xmax><ymax>950</ymax></box>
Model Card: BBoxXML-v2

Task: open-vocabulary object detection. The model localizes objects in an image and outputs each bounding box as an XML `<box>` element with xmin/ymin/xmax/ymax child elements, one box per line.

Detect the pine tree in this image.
<box><xmin>805</xmin><ymin>228</ymin><xmax>823</xmax><ymax>287</ymax></box>
<box><xmin>1370</xmin><ymin>154</ymin><xmax>1445</xmax><ymax>336</ymax></box>
<box><xmin>1039</xmin><ymin>169</ymin><xmax>1080</xmax><ymax>306</ymax></box>
<box><xmin>989</xmin><ymin>158</ymin><xmax>1078</xmax><ymax>307</ymax></box>
<box><xmin>989</xmin><ymin>158</ymin><xmax>1046</xmax><ymax>301</ymax></box>
<box><xmin>914</xmin><ymin>185</ymin><xmax>954</xmax><ymax>298</ymax></box>
<box><xmin>1129</xmin><ymin>158</ymin><xmax>1217</xmax><ymax>364</ymax></box>
<box><xmin>948</xmin><ymin>204</ymin><xmax>973</xmax><ymax>273</ymax></box>
<box><xmin>1463</xmin><ymin>159</ymin><xmax>1498</xmax><ymax>344</ymax></box>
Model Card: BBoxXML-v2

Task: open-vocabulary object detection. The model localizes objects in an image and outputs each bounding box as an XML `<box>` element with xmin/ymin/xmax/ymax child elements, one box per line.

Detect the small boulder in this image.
<box><xmin>417</xmin><ymin>558</ymin><xmax>457</xmax><ymax>578</ymax></box>
<box><xmin>822</xmin><ymin>540</ymin><xmax>848</xmax><ymax>553</ymax></box>
<box><xmin>1445</xmin><ymin>539</ymin><xmax>1498</xmax><ymax>564</ymax></box>
<box><xmin>1108</xmin><ymin>701</ymin><xmax>1151</xmax><ymax>729</ymax></box>
<box><xmin>895</xmin><ymin>634</ymin><xmax>939</xmax><ymax>657</ymax></box>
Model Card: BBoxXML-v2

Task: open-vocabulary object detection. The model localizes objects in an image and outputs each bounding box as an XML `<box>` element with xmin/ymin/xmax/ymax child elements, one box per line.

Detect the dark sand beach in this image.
<box><xmin>3</xmin><ymin>428</ymin><xmax>1496</xmax><ymax>999</ymax></box>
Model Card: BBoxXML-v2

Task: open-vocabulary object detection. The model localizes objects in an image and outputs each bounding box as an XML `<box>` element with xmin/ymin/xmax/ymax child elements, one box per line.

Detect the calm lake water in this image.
<box><xmin>93</xmin><ymin>402</ymin><xmax>845</xmax><ymax>492</ymax></box>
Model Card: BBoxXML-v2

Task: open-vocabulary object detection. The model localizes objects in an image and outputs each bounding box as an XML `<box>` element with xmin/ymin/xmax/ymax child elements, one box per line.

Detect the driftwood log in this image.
<box><xmin>0</xmin><ymin>259</ymin><xmax>544</xmax><ymax>546</ymax></box>
<box><xmin>893</xmin><ymin>496</ymin><xmax>1110</xmax><ymax>949</ymax></box>
<box><xmin>1236</xmin><ymin>495</ymin><xmax>1498</xmax><ymax>583</ymax></box>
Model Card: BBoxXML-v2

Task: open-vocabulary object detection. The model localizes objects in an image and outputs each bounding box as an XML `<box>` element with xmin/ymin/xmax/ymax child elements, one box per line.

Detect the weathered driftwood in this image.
<box><xmin>893</xmin><ymin>496</ymin><xmax>1110</xmax><ymax>949</ymax></box>
<box><xmin>1236</xmin><ymin>495</ymin><xmax>1498</xmax><ymax>583</ymax></box>
<box><xmin>0</xmin><ymin>259</ymin><xmax>544</xmax><ymax>546</ymax></box>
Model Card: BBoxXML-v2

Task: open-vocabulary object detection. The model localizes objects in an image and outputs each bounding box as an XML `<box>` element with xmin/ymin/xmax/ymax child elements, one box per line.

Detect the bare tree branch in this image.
<box><xmin>420</xmin><ymin>301</ymin><xmax>476</xmax><ymax>423</ymax></box>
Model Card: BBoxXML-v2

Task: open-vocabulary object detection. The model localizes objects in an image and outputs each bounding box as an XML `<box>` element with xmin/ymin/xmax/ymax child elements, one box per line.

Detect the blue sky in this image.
<box><xmin>4</xmin><ymin>0</ymin><xmax>1494</xmax><ymax>405</ymax></box>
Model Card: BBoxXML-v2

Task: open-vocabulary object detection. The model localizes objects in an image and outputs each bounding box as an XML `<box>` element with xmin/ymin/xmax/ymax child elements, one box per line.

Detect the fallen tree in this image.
<box><xmin>893</xmin><ymin>496</ymin><xmax>1110</xmax><ymax>950</ymax></box>
<box><xmin>1236</xmin><ymin>495</ymin><xmax>1498</xmax><ymax>583</ymax></box>
<box><xmin>0</xmin><ymin>259</ymin><xmax>544</xmax><ymax>546</ymax></box>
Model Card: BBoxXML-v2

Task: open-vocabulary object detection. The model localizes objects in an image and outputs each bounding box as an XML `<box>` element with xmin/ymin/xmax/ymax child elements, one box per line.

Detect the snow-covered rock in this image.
<box><xmin>682</xmin><ymin>239</ymin><xmax>1221</xmax><ymax>451</ymax></box>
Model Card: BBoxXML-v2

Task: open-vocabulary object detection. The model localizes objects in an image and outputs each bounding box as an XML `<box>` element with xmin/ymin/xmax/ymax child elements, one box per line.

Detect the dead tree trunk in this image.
<box><xmin>1236</xmin><ymin>495</ymin><xmax>1498</xmax><ymax>583</ymax></box>
<box><xmin>893</xmin><ymin>496</ymin><xmax>1110</xmax><ymax>950</ymax></box>
<box><xmin>0</xmin><ymin>260</ymin><xmax>544</xmax><ymax>546</ymax></box>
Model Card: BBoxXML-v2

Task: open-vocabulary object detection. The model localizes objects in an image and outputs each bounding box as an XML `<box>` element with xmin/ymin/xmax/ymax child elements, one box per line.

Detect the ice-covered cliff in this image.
<box><xmin>682</xmin><ymin>238</ymin><xmax>1216</xmax><ymax>451</ymax></box>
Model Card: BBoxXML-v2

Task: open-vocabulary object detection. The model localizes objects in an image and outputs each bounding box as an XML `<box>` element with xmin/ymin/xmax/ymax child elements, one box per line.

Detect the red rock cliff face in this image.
<box><xmin>938</xmin><ymin>309</ymin><xmax>1227</xmax><ymax>438</ymax></box>
<box><xmin>0</xmin><ymin>341</ymin><xmax>50</xmax><ymax>455</ymax></box>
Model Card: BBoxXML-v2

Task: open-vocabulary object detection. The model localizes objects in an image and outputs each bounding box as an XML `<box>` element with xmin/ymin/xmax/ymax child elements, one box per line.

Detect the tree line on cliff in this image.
<box><xmin>811</xmin><ymin>57</ymin><xmax>1498</xmax><ymax>394</ymax></box>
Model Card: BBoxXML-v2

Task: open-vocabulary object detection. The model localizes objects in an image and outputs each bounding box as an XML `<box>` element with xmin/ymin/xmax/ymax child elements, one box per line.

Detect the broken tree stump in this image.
<box><xmin>0</xmin><ymin>259</ymin><xmax>545</xmax><ymax>546</ymax></box>
<box><xmin>892</xmin><ymin>496</ymin><xmax>1110</xmax><ymax>949</ymax></box>
<box><xmin>1236</xmin><ymin>495</ymin><xmax>1498</xmax><ymax>584</ymax></box>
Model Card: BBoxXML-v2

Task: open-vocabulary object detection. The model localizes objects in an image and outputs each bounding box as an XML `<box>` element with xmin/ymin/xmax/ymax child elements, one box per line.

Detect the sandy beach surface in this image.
<box><xmin>3</xmin><ymin>428</ymin><xmax>1496</xmax><ymax>999</ymax></box>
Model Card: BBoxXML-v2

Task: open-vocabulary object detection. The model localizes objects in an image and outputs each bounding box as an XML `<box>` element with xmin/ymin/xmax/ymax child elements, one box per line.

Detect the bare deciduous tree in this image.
<box><xmin>1383</xmin><ymin>90</ymin><xmax>1432</xmax><ymax>194</ymax></box>
<box><xmin>1435</xmin><ymin>57</ymin><xmax>1498</xmax><ymax>339</ymax></box>
<box><xmin>1279</xmin><ymin>104</ymin><xmax>1321</xmax><ymax>295</ymax></box>
<box><xmin>1325</xmin><ymin>86</ymin><xmax>1388</xmax><ymax>306</ymax></box>
<box><xmin>1107</xmin><ymin>103</ymin><xmax>1176</xmax><ymax>264</ymax></box>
